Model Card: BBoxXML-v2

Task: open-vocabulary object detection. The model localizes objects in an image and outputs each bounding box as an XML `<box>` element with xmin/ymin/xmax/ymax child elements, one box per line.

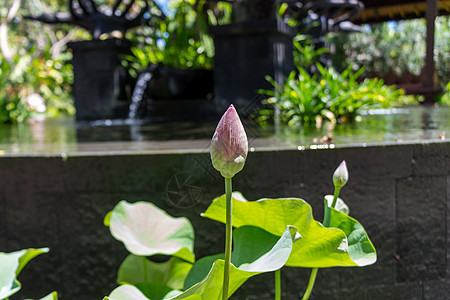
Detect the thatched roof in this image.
<box><xmin>353</xmin><ymin>0</ymin><xmax>450</xmax><ymax>23</ymax></box>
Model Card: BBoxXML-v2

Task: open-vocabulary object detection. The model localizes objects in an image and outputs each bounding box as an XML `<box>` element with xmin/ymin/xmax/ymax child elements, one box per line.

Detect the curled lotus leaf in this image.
<box><xmin>106</xmin><ymin>201</ymin><xmax>195</xmax><ymax>263</ymax></box>
<box><xmin>0</xmin><ymin>248</ymin><xmax>49</xmax><ymax>299</ymax></box>
<box><xmin>324</xmin><ymin>196</ymin><xmax>377</xmax><ymax>266</ymax></box>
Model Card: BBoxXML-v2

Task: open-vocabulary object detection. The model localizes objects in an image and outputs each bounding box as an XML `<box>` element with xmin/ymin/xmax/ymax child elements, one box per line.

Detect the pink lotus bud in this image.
<box><xmin>210</xmin><ymin>104</ymin><xmax>248</xmax><ymax>178</ymax></box>
<box><xmin>333</xmin><ymin>160</ymin><xmax>348</xmax><ymax>188</ymax></box>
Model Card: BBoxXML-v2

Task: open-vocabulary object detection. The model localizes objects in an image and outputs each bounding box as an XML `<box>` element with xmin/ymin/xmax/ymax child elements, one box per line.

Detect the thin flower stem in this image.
<box><xmin>275</xmin><ymin>269</ymin><xmax>281</xmax><ymax>300</ymax></box>
<box><xmin>301</xmin><ymin>268</ymin><xmax>318</xmax><ymax>300</ymax></box>
<box><xmin>323</xmin><ymin>186</ymin><xmax>341</xmax><ymax>228</ymax></box>
<box><xmin>302</xmin><ymin>187</ymin><xmax>340</xmax><ymax>299</ymax></box>
<box><xmin>222</xmin><ymin>177</ymin><xmax>233</xmax><ymax>300</ymax></box>
<box><xmin>330</xmin><ymin>187</ymin><xmax>341</xmax><ymax>211</ymax></box>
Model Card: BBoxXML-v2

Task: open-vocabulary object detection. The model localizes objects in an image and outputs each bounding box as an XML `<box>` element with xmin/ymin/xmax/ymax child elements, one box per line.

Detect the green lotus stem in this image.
<box><xmin>222</xmin><ymin>177</ymin><xmax>233</xmax><ymax>300</ymax></box>
<box><xmin>301</xmin><ymin>268</ymin><xmax>318</xmax><ymax>300</ymax></box>
<box><xmin>324</xmin><ymin>186</ymin><xmax>341</xmax><ymax>227</ymax></box>
<box><xmin>303</xmin><ymin>186</ymin><xmax>341</xmax><ymax>300</ymax></box>
<box><xmin>275</xmin><ymin>269</ymin><xmax>281</xmax><ymax>300</ymax></box>
<box><xmin>143</xmin><ymin>256</ymin><xmax>148</xmax><ymax>282</ymax></box>
<box><xmin>330</xmin><ymin>186</ymin><xmax>341</xmax><ymax>213</ymax></box>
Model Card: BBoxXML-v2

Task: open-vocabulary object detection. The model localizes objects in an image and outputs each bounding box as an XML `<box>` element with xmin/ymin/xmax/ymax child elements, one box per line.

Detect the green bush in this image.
<box><xmin>259</xmin><ymin>64</ymin><xmax>405</xmax><ymax>127</ymax></box>
<box><xmin>1</xmin><ymin>0</ymin><xmax>75</xmax><ymax>123</ymax></box>
<box><xmin>0</xmin><ymin>47</ymin><xmax>74</xmax><ymax>123</ymax></box>
<box><xmin>436</xmin><ymin>82</ymin><xmax>450</xmax><ymax>105</ymax></box>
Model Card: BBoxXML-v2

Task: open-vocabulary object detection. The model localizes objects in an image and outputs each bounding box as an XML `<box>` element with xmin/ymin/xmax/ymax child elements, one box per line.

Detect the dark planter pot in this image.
<box><xmin>148</xmin><ymin>65</ymin><xmax>214</xmax><ymax>100</ymax></box>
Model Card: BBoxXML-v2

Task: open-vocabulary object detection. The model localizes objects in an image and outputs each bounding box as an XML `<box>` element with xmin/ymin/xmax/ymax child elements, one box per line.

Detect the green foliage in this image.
<box><xmin>203</xmin><ymin>192</ymin><xmax>376</xmax><ymax>268</ymax></box>
<box><xmin>123</xmin><ymin>0</ymin><xmax>231</xmax><ymax>75</ymax></box>
<box><xmin>104</xmin><ymin>180</ymin><xmax>376</xmax><ymax>299</ymax></box>
<box><xmin>105</xmin><ymin>201</ymin><xmax>297</xmax><ymax>299</ymax></box>
<box><xmin>316</xmin><ymin>64</ymin><xmax>405</xmax><ymax>121</ymax></box>
<box><xmin>293</xmin><ymin>35</ymin><xmax>329</xmax><ymax>70</ymax></box>
<box><xmin>1</xmin><ymin>0</ymin><xmax>76</xmax><ymax>123</ymax></box>
<box><xmin>104</xmin><ymin>76</ymin><xmax>376</xmax><ymax>300</ymax></box>
<box><xmin>259</xmin><ymin>63</ymin><xmax>405</xmax><ymax>126</ymax></box>
<box><xmin>436</xmin><ymin>82</ymin><xmax>450</xmax><ymax>106</ymax></box>
<box><xmin>328</xmin><ymin>17</ymin><xmax>450</xmax><ymax>87</ymax></box>
<box><xmin>0</xmin><ymin>248</ymin><xmax>50</xmax><ymax>299</ymax></box>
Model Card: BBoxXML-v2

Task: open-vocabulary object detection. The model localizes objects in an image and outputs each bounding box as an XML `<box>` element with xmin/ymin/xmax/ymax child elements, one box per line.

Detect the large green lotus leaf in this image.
<box><xmin>203</xmin><ymin>192</ymin><xmax>373</xmax><ymax>267</ymax></box>
<box><xmin>0</xmin><ymin>248</ymin><xmax>49</xmax><ymax>300</ymax></box>
<box><xmin>118</xmin><ymin>255</ymin><xmax>192</xmax><ymax>290</ymax></box>
<box><xmin>170</xmin><ymin>260</ymin><xmax>257</xmax><ymax>299</ymax></box>
<box><xmin>177</xmin><ymin>225</ymin><xmax>297</xmax><ymax>299</ymax></box>
<box><xmin>107</xmin><ymin>201</ymin><xmax>195</xmax><ymax>263</ymax></box>
<box><xmin>183</xmin><ymin>254</ymin><xmax>223</xmax><ymax>290</ymax></box>
<box><xmin>325</xmin><ymin>197</ymin><xmax>377</xmax><ymax>266</ymax></box>
<box><xmin>231</xmin><ymin>225</ymin><xmax>299</xmax><ymax>272</ymax></box>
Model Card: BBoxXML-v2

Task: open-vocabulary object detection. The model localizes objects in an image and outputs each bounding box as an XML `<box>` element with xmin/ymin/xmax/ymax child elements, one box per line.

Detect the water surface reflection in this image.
<box><xmin>0</xmin><ymin>106</ymin><xmax>448</xmax><ymax>155</ymax></box>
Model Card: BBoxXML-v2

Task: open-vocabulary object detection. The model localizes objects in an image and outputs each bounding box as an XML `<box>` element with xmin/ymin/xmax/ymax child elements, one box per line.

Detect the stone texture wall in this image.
<box><xmin>0</xmin><ymin>141</ymin><xmax>448</xmax><ymax>299</ymax></box>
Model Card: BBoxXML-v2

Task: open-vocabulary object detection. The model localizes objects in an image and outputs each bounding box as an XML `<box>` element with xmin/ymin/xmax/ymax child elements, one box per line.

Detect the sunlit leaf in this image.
<box><xmin>177</xmin><ymin>226</ymin><xmax>297</xmax><ymax>299</ymax></box>
<box><xmin>107</xmin><ymin>201</ymin><xmax>195</xmax><ymax>262</ymax></box>
<box><xmin>203</xmin><ymin>192</ymin><xmax>376</xmax><ymax>267</ymax></box>
<box><xmin>325</xmin><ymin>197</ymin><xmax>377</xmax><ymax>266</ymax></box>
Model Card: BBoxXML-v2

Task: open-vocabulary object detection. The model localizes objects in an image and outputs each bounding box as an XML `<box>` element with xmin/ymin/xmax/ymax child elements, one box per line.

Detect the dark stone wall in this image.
<box><xmin>0</xmin><ymin>142</ymin><xmax>448</xmax><ymax>299</ymax></box>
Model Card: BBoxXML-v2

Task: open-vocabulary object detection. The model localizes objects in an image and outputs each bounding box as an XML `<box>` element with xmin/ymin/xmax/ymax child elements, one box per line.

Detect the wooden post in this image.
<box><xmin>423</xmin><ymin>0</ymin><xmax>438</xmax><ymax>104</ymax></box>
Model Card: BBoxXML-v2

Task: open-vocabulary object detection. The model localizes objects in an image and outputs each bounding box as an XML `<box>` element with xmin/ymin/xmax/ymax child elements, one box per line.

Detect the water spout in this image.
<box><xmin>128</xmin><ymin>70</ymin><xmax>153</xmax><ymax>120</ymax></box>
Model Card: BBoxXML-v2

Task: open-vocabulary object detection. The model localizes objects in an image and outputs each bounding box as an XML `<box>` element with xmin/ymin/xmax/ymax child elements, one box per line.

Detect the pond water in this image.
<box><xmin>0</xmin><ymin>106</ymin><xmax>448</xmax><ymax>156</ymax></box>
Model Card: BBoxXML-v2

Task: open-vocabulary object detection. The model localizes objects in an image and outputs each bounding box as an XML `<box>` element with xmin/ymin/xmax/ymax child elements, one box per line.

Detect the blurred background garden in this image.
<box><xmin>0</xmin><ymin>0</ymin><xmax>448</xmax><ymax>125</ymax></box>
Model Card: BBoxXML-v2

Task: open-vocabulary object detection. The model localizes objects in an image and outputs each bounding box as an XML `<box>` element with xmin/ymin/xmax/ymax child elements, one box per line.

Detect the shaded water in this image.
<box><xmin>0</xmin><ymin>106</ymin><xmax>448</xmax><ymax>155</ymax></box>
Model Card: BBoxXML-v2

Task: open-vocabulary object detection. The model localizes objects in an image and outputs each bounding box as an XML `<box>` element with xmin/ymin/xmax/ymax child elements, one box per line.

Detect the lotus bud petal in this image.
<box><xmin>333</xmin><ymin>160</ymin><xmax>348</xmax><ymax>188</ymax></box>
<box><xmin>210</xmin><ymin>104</ymin><xmax>248</xmax><ymax>178</ymax></box>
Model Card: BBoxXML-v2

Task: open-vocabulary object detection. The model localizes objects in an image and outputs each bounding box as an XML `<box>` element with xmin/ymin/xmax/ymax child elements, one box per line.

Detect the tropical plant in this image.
<box><xmin>103</xmin><ymin>105</ymin><xmax>376</xmax><ymax>300</ymax></box>
<box><xmin>316</xmin><ymin>64</ymin><xmax>404</xmax><ymax>121</ymax></box>
<box><xmin>292</xmin><ymin>35</ymin><xmax>329</xmax><ymax>71</ymax></box>
<box><xmin>259</xmin><ymin>63</ymin><xmax>405</xmax><ymax>126</ymax></box>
